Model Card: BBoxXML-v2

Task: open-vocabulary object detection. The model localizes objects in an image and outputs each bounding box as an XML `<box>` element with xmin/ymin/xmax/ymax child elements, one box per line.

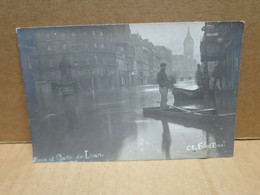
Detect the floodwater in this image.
<box><xmin>29</xmin><ymin>79</ymin><xmax>236</xmax><ymax>162</ymax></box>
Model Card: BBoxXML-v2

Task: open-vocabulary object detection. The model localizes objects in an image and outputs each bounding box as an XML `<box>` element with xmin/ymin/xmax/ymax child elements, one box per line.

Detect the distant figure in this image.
<box><xmin>195</xmin><ymin>63</ymin><xmax>203</xmax><ymax>87</ymax></box>
<box><xmin>168</xmin><ymin>74</ymin><xmax>177</xmax><ymax>88</ymax></box>
<box><xmin>59</xmin><ymin>56</ymin><xmax>72</xmax><ymax>82</ymax></box>
<box><xmin>212</xmin><ymin>61</ymin><xmax>224</xmax><ymax>89</ymax></box>
<box><xmin>157</xmin><ymin>63</ymin><xmax>169</xmax><ymax>109</ymax></box>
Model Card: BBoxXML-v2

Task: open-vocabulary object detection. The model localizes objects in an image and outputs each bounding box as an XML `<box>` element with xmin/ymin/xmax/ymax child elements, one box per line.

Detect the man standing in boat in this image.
<box><xmin>157</xmin><ymin>63</ymin><xmax>169</xmax><ymax>109</ymax></box>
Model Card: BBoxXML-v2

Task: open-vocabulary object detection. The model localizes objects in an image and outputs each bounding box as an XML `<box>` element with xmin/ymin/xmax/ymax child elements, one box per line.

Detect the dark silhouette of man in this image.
<box><xmin>157</xmin><ymin>63</ymin><xmax>169</xmax><ymax>109</ymax></box>
<box><xmin>195</xmin><ymin>63</ymin><xmax>203</xmax><ymax>87</ymax></box>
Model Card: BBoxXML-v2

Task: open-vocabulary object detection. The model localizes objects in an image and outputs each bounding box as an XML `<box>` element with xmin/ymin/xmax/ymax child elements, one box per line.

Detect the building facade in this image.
<box><xmin>28</xmin><ymin>26</ymin><xmax>118</xmax><ymax>90</ymax></box>
<box><xmin>19</xmin><ymin>24</ymin><xmax>176</xmax><ymax>94</ymax></box>
<box><xmin>109</xmin><ymin>25</ymin><xmax>135</xmax><ymax>87</ymax></box>
<box><xmin>200</xmin><ymin>22</ymin><xmax>244</xmax><ymax>91</ymax></box>
<box><xmin>131</xmin><ymin>34</ymin><xmax>173</xmax><ymax>85</ymax></box>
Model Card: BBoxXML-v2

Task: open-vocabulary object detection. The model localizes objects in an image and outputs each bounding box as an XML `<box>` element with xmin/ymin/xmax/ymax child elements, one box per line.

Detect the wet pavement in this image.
<box><xmin>29</xmin><ymin>79</ymin><xmax>236</xmax><ymax>162</ymax></box>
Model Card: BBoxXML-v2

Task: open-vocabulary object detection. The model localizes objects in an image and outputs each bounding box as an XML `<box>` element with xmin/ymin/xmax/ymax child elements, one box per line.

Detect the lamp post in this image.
<box><xmin>74</xmin><ymin>60</ymin><xmax>79</xmax><ymax>79</ymax></box>
<box><xmin>203</xmin><ymin>23</ymin><xmax>210</xmax><ymax>97</ymax></box>
<box><xmin>131</xmin><ymin>71</ymin><xmax>135</xmax><ymax>86</ymax></box>
<box><xmin>74</xmin><ymin>60</ymin><xmax>79</xmax><ymax>91</ymax></box>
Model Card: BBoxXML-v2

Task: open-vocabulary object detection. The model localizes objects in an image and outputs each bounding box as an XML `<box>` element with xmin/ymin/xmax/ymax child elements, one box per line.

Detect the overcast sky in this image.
<box><xmin>130</xmin><ymin>22</ymin><xmax>205</xmax><ymax>62</ymax></box>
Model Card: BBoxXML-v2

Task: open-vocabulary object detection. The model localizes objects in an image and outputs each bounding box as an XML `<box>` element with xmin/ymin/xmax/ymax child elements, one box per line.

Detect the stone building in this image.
<box><xmin>21</xmin><ymin>25</ymin><xmax>137</xmax><ymax>91</ymax></box>
<box><xmin>108</xmin><ymin>25</ymin><xmax>135</xmax><ymax>87</ymax></box>
<box><xmin>131</xmin><ymin>34</ymin><xmax>173</xmax><ymax>85</ymax></box>
<box><xmin>131</xmin><ymin>34</ymin><xmax>150</xmax><ymax>85</ymax></box>
<box><xmin>200</xmin><ymin>22</ymin><xmax>244</xmax><ymax>91</ymax></box>
<box><xmin>19</xmin><ymin>24</ymin><xmax>176</xmax><ymax>93</ymax></box>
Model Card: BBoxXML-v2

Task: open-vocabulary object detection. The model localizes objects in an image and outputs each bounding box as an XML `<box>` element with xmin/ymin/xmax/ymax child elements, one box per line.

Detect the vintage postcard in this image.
<box><xmin>17</xmin><ymin>21</ymin><xmax>244</xmax><ymax>162</ymax></box>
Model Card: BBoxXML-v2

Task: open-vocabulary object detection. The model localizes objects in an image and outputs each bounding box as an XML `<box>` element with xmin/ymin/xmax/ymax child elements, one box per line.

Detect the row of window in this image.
<box><xmin>45</xmin><ymin>30</ymin><xmax>106</xmax><ymax>40</ymax></box>
<box><xmin>44</xmin><ymin>55</ymin><xmax>114</xmax><ymax>68</ymax></box>
<box><xmin>46</xmin><ymin>42</ymin><xmax>108</xmax><ymax>53</ymax></box>
<box><xmin>47</xmin><ymin>67</ymin><xmax>117</xmax><ymax>79</ymax></box>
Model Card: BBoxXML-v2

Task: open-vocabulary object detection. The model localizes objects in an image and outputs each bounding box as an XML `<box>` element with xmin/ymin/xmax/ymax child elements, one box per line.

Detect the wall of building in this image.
<box><xmin>200</xmin><ymin>22</ymin><xmax>244</xmax><ymax>92</ymax></box>
<box><xmin>24</xmin><ymin>25</ymin><xmax>174</xmax><ymax>91</ymax></box>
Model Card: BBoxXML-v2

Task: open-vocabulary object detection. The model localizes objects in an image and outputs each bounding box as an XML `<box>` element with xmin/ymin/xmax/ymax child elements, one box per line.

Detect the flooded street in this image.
<box><xmin>30</xmin><ymin>79</ymin><xmax>235</xmax><ymax>162</ymax></box>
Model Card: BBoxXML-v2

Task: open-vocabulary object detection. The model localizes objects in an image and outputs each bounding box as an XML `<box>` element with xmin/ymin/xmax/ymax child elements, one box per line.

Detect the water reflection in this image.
<box><xmin>161</xmin><ymin>119</ymin><xmax>171</xmax><ymax>159</ymax></box>
<box><xmin>28</xmin><ymin>81</ymin><xmax>236</xmax><ymax>162</ymax></box>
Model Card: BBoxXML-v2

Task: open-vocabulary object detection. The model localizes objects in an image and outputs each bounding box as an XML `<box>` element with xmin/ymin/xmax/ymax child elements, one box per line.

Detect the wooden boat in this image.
<box><xmin>172</xmin><ymin>87</ymin><xmax>203</xmax><ymax>101</ymax></box>
<box><xmin>172</xmin><ymin>87</ymin><xmax>216</xmax><ymax>102</ymax></box>
<box><xmin>143</xmin><ymin>106</ymin><xmax>236</xmax><ymax>130</ymax></box>
<box><xmin>52</xmin><ymin>81</ymin><xmax>78</xmax><ymax>96</ymax></box>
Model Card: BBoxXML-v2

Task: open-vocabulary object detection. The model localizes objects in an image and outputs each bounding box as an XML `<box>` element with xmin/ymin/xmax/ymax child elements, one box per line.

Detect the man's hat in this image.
<box><xmin>160</xmin><ymin>63</ymin><xmax>166</xmax><ymax>67</ymax></box>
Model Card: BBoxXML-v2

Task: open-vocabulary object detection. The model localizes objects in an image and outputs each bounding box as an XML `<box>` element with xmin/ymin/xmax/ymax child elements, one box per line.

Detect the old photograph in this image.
<box><xmin>17</xmin><ymin>21</ymin><xmax>244</xmax><ymax>162</ymax></box>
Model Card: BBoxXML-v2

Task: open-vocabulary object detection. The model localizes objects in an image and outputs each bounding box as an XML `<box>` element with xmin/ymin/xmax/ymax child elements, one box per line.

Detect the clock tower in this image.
<box><xmin>183</xmin><ymin>27</ymin><xmax>194</xmax><ymax>59</ymax></box>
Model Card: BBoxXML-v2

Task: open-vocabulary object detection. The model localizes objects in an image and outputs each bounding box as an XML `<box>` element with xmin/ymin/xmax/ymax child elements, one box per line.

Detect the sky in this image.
<box><xmin>130</xmin><ymin>22</ymin><xmax>205</xmax><ymax>62</ymax></box>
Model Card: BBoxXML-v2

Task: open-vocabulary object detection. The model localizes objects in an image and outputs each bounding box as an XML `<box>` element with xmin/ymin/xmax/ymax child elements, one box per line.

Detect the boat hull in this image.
<box><xmin>172</xmin><ymin>87</ymin><xmax>215</xmax><ymax>102</ymax></box>
<box><xmin>172</xmin><ymin>87</ymin><xmax>202</xmax><ymax>101</ymax></box>
<box><xmin>143</xmin><ymin>107</ymin><xmax>236</xmax><ymax>131</ymax></box>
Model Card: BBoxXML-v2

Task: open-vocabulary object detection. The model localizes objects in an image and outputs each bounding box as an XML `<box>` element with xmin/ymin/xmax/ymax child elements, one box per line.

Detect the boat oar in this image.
<box><xmin>187</xmin><ymin>108</ymin><xmax>217</xmax><ymax>113</ymax></box>
<box><xmin>156</xmin><ymin>101</ymin><xmax>193</xmax><ymax>113</ymax></box>
<box><xmin>155</xmin><ymin>101</ymin><xmax>216</xmax><ymax>115</ymax></box>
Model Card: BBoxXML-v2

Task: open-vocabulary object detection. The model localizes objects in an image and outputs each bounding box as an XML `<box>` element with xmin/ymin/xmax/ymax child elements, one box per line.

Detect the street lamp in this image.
<box><xmin>131</xmin><ymin>71</ymin><xmax>135</xmax><ymax>86</ymax></box>
<box><xmin>74</xmin><ymin>60</ymin><xmax>80</xmax><ymax>84</ymax></box>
